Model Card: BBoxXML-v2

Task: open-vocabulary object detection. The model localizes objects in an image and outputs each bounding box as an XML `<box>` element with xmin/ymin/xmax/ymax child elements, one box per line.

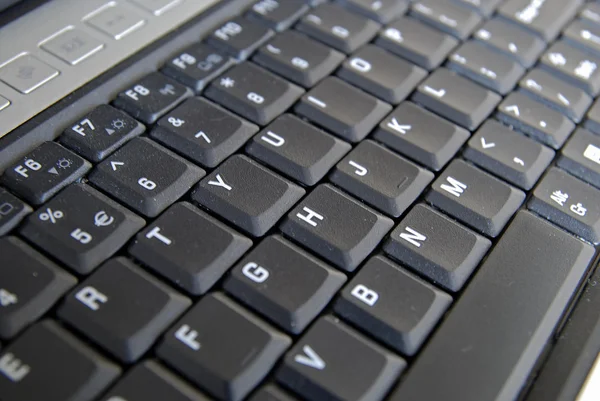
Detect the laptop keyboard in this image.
<box><xmin>1</xmin><ymin>0</ymin><xmax>600</xmax><ymax>400</ymax></box>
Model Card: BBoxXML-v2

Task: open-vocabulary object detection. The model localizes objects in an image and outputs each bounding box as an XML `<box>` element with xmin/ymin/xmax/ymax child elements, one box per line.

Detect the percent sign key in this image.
<box><xmin>39</xmin><ymin>208</ymin><xmax>64</xmax><ymax>223</ymax></box>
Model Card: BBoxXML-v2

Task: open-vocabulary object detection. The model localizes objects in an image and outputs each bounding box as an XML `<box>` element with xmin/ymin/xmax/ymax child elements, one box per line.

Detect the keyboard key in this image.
<box><xmin>277</xmin><ymin>315</ymin><xmax>405</xmax><ymax>401</ymax></box>
<box><xmin>20</xmin><ymin>183</ymin><xmax>144</xmax><ymax>274</ymax></box>
<box><xmin>335</xmin><ymin>255</ymin><xmax>451</xmax><ymax>355</ymax></box>
<box><xmin>330</xmin><ymin>140</ymin><xmax>433</xmax><ymax>217</ymax></box>
<box><xmin>281</xmin><ymin>184</ymin><xmax>393</xmax><ymax>271</ymax></box>
<box><xmin>580</xmin><ymin>3</ymin><xmax>600</xmax><ymax>25</ymax></box>
<box><xmin>585</xmin><ymin>98</ymin><xmax>600</xmax><ymax>135</ymax></box>
<box><xmin>373</xmin><ymin>102</ymin><xmax>469</xmax><ymax>171</ymax></box>
<box><xmin>337</xmin><ymin>44</ymin><xmax>427</xmax><ymax>104</ymax></box>
<box><xmin>412</xmin><ymin>68</ymin><xmax>501</xmax><ymax>130</ymax></box>
<box><xmin>205</xmin><ymin>62</ymin><xmax>304</xmax><ymax>125</ymax></box>
<box><xmin>192</xmin><ymin>155</ymin><xmax>304</xmax><ymax>236</ymax></box>
<box><xmin>337</xmin><ymin>0</ymin><xmax>408</xmax><ymax>23</ymax></box>
<box><xmin>129</xmin><ymin>202</ymin><xmax>252</xmax><ymax>295</ymax></box>
<box><xmin>246</xmin><ymin>114</ymin><xmax>351</xmax><ymax>185</ymax></box>
<box><xmin>0</xmin><ymin>320</ymin><xmax>121</xmax><ymax>401</ymax></box>
<box><xmin>559</xmin><ymin>128</ymin><xmax>600</xmax><ymax>189</ymax></box>
<box><xmin>451</xmin><ymin>0</ymin><xmax>502</xmax><ymax>16</ymax></box>
<box><xmin>410</xmin><ymin>0</ymin><xmax>481</xmax><ymax>40</ymax></box>
<box><xmin>208</xmin><ymin>18</ymin><xmax>274</xmax><ymax>60</ymax></box>
<box><xmin>563</xmin><ymin>19</ymin><xmax>600</xmax><ymax>58</ymax></box>
<box><xmin>384</xmin><ymin>204</ymin><xmax>491</xmax><ymax>291</ymax></box>
<box><xmin>426</xmin><ymin>160</ymin><xmax>525</xmax><ymax>237</ymax></box>
<box><xmin>225</xmin><ymin>235</ymin><xmax>346</xmax><ymax>333</ymax></box>
<box><xmin>0</xmin><ymin>188</ymin><xmax>31</xmax><ymax>236</ymax></box>
<box><xmin>60</xmin><ymin>105</ymin><xmax>145</xmax><ymax>163</ymax></box>
<box><xmin>89</xmin><ymin>138</ymin><xmax>204</xmax><ymax>217</ymax></box>
<box><xmin>151</xmin><ymin>97</ymin><xmax>258</xmax><ymax>168</ymax></box>
<box><xmin>296</xmin><ymin>3</ymin><xmax>380</xmax><ymax>53</ymax></box>
<box><xmin>158</xmin><ymin>293</ymin><xmax>290</xmax><ymax>401</ymax></box>
<box><xmin>376</xmin><ymin>17</ymin><xmax>458</xmax><ymax>70</ymax></box>
<box><xmin>464</xmin><ymin>120</ymin><xmax>555</xmax><ymax>190</ymax></box>
<box><xmin>295</xmin><ymin>77</ymin><xmax>391</xmax><ymax>142</ymax></box>
<box><xmin>250</xmin><ymin>384</ymin><xmax>298</xmax><ymax>401</ymax></box>
<box><xmin>388</xmin><ymin>211</ymin><xmax>594</xmax><ymax>401</ymax></box>
<box><xmin>113</xmin><ymin>72</ymin><xmax>192</xmax><ymax>124</ymax></box>
<box><xmin>0</xmin><ymin>237</ymin><xmax>76</xmax><ymax>339</ymax></box>
<box><xmin>247</xmin><ymin>0</ymin><xmax>309</xmax><ymax>31</ymax></box>
<box><xmin>0</xmin><ymin>142</ymin><xmax>91</xmax><ymax>205</ymax></box>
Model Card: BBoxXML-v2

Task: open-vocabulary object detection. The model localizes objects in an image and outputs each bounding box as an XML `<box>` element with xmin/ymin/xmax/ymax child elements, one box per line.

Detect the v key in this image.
<box><xmin>294</xmin><ymin>345</ymin><xmax>326</xmax><ymax>370</ymax></box>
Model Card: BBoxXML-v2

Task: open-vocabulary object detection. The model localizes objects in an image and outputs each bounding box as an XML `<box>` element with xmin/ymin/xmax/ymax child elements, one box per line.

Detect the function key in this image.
<box><xmin>558</xmin><ymin>128</ymin><xmax>600</xmax><ymax>189</ymax></box>
<box><xmin>451</xmin><ymin>0</ymin><xmax>502</xmax><ymax>16</ymax></box>
<box><xmin>0</xmin><ymin>188</ymin><xmax>31</xmax><ymax>236</ymax></box>
<box><xmin>207</xmin><ymin>18</ymin><xmax>274</xmax><ymax>60</ymax></box>
<box><xmin>410</xmin><ymin>0</ymin><xmax>481</xmax><ymax>40</ymax></box>
<box><xmin>247</xmin><ymin>0</ymin><xmax>310</xmax><ymax>31</ymax></box>
<box><xmin>336</xmin><ymin>0</ymin><xmax>409</xmax><ymax>24</ymax></box>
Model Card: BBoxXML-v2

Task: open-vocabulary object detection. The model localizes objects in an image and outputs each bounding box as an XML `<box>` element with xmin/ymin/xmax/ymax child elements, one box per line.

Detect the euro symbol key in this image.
<box><xmin>94</xmin><ymin>211</ymin><xmax>115</xmax><ymax>227</ymax></box>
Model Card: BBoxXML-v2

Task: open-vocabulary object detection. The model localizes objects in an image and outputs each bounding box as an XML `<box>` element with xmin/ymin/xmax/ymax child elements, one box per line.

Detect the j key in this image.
<box><xmin>277</xmin><ymin>315</ymin><xmax>405</xmax><ymax>401</ymax></box>
<box><xmin>373</xmin><ymin>102</ymin><xmax>469</xmax><ymax>171</ymax></box>
<box><xmin>192</xmin><ymin>155</ymin><xmax>304</xmax><ymax>236</ymax></box>
<box><xmin>58</xmin><ymin>257</ymin><xmax>190</xmax><ymax>363</ymax></box>
<box><xmin>151</xmin><ymin>97</ymin><xmax>258</xmax><ymax>168</ymax></box>
<box><xmin>205</xmin><ymin>62</ymin><xmax>304</xmax><ymax>125</ymax></box>
<box><xmin>129</xmin><ymin>202</ymin><xmax>252</xmax><ymax>295</ymax></box>
<box><xmin>247</xmin><ymin>0</ymin><xmax>309</xmax><ymax>31</ymax></box>
<box><xmin>563</xmin><ymin>19</ymin><xmax>600</xmax><ymax>58</ymax></box>
<box><xmin>158</xmin><ymin>293</ymin><xmax>290</xmax><ymax>401</ymax></box>
<box><xmin>295</xmin><ymin>77</ymin><xmax>391</xmax><ymax>142</ymax></box>
<box><xmin>518</xmin><ymin>69</ymin><xmax>593</xmax><ymax>123</ymax></box>
<box><xmin>410</xmin><ymin>0</ymin><xmax>481</xmax><ymax>40</ymax></box>
<box><xmin>334</xmin><ymin>255</ymin><xmax>452</xmax><ymax>355</ymax></box>
<box><xmin>0</xmin><ymin>188</ymin><xmax>31</xmax><ymax>236</ymax></box>
<box><xmin>60</xmin><ymin>105</ymin><xmax>145</xmax><ymax>162</ymax></box>
<box><xmin>497</xmin><ymin>92</ymin><xmax>575</xmax><ymax>149</ymax></box>
<box><xmin>207</xmin><ymin>18</ymin><xmax>274</xmax><ymax>60</ymax></box>
<box><xmin>224</xmin><ymin>235</ymin><xmax>346</xmax><ymax>333</ymax></box>
<box><xmin>529</xmin><ymin>167</ymin><xmax>600</xmax><ymax>244</ymax></box>
<box><xmin>89</xmin><ymin>138</ymin><xmax>204</xmax><ymax>217</ymax></box>
<box><xmin>280</xmin><ymin>184</ymin><xmax>393</xmax><ymax>271</ymax></box>
<box><xmin>376</xmin><ymin>17</ymin><xmax>458</xmax><ymax>70</ymax></box>
<box><xmin>246</xmin><ymin>114</ymin><xmax>351</xmax><ymax>185</ymax></box>
<box><xmin>559</xmin><ymin>128</ymin><xmax>600</xmax><ymax>189</ymax></box>
<box><xmin>586</xmin><ymin>98</ymin><xmax>600</xmax><ymax>135</ymax></box>
<box><xmin>295</xmin><ymin>3</ymin><xmax>380</xmax><ymax>53</ymax></box>
<box><xmin>113</xmin><ymin>72</ymin><xmax>192</xmax><ymax>124</ymax></box>
<box><xmin>0</xmin><ymin>320</ymin><xmax>120</xmax><ymax>401</ymax></box>
<box><xmin>426</xmin><ymin>160</ymin><xmax>525</xmax><ymax>237</ymax></box>
<box><xmin>336</xmin><ymin>0</ymin><xmax>408</xmax><ymax>24</ymax></box>
<box><xmin>384</xmin><ymin>204</ymin><xmax>491</xmax><ymax>292</ymax></box>
<box><xmin>412</xmin><ymin>68</ymin><xmax>502</xmax><ymax>130</ymax></box>
<box><xmin>0</xmin><ymin>142</ymin><xmax>90</xmax><ymax>205</ymax></box>
<box><xmin>448</xmin><ymin>40</ymin><xmax>525</xmax><ymax>95</ymax></box>
<box><xmin>451</xmin><ymin>0</ymin><xmax>502</xmax><ymax>16</ymax></box>
<box><xmin>580</xmin><ymin>3</ymin><xmax>600</xmax><ymax>25</ymax></box>
<box><xmin>0</xmin><ymin>237</ymin><xmax>76</xmax><ymax>339</ymax></box>
<box><xmin>464</xmin><ymin>120</ymin><xmax>555</xmax><ymax>190</ymax></box>
<box><xmin>253</xmin><ymin>30</ymin><xmax>345</xmax><ymax>88</ymax></box>
<box><xmin>330</xmin><ymin>140</ymin><xmax>434</xmax><ymax>217</ymax></box>
<box><xmin>250</xmin><ymin>385</ymin><xmax>299</xmax><ymax>401</ymax></box>
<box><xmin>337</xmin><ymin>45</ymin><xmax>427</xmax><ymax>104</ymax></box>
<box><xmin>20</xmin><ymin>183</ymin><xmax>145</xmax><ymax>274</ymax></box>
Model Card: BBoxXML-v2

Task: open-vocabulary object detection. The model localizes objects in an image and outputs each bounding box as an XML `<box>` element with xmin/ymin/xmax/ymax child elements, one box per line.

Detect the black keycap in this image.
<box><xmin>250</xmin><ymin>384</ymin><xmax>299</xmax><ymax>401</ymax></box>
<box><xmin>58</xmin><ymin>257</ymin><xmax>190</xmax><ymax>363</ymax></box>
<box><xmin>412</xmin><ymin>68</ymin><xmax>502</xmax><ymax>130</ymax></box>
<box><xmin>296</xmin><ymin>3</ymin><xmax>380</xmax><ymax>53</ymax></box>
<box><xmin>330</xmin><ymin>140</ymin><xmax>433</xmax><ymax>217</ymax></box>
<box><xmin>388</xmin><ymin>211</ymin><xmax>594</xmax><ymax>401</ymax></box>
<box><xmin>158</xmin><ymin>293</ymin><xmax>291</xmax><ymax>401</ymax></box>
<box><xmin>277</xmin><ymin>315</ymin><xmax>405</xmax><ymax>401</ymax></box>
<box><xmin>151</xmin><ymin>97</ymin><xmax>258</xmax><ymax>168</ymax></box>
<box><xmin>337</xmin><ymin>44</ymin><xmax>427</xmax><ymax>104</ymax></box>
<box><xmin>464</xmin><ymin>120</ymin><xmax>555</xmax><ymax>190</ymax></box>
<box><xmin>247</xmin><ymin>0</ymin><xmax>309</xmax><ymax>31</ymax></box>
<box><xmin>20</xmin><ymin>183</ymin><xmax>145</xmax><ymax>274</ymax></box>
<box><xmin>0</xmin><ymin>320</ymin><xmax>121</xmax><ymax>401</ymax></box>
<box><xmin>253</xmin><ymin>31</ymin><xmax>345</xmax><ymax>88</ymax></box>
<box><xmin>205</xmin><ymin>62</ymin><xmax>304</xmax><ymax>125</ymax></box>
<box><xmin>0</xmin><ymin>188</ymin><xmax>31</xmax><ymax>236</ymax></box>
<box><xmin>336</xmin><ymin>0</ymin><xmax>408</xmax><ymax>23</ymax></box>
<box><xmin>208</xmin><ymin>17</ymin><xmax>274</xmax><ymax>59</ymax></box>
<box><xmin>452</xmin><ymin>0</ymin><xmax>501</xmax><ymax>16</ymax></box>
<box><xmin>426</xmin><ymin>160</ymin><xmax>525</xmax><ymax>237</ymax></box>
<box><xmin>0</xmin><ymin>237</ymin><xmax>76</xmax><ymax>339</ymax></box>
<box><xmin>161</xmin><ymin>44</ymin><xmax>234</xmax><ymax>92</ymax></box>
<box><xmin>246</xmin><ymin>114</ymin><xmax>351</xmax><ymax>185</ymax></box>
<box><xmin>335</xmin><ymin>255</ymin><xmax>451</xmax><ymax>355</ymax></box>
<box><xmin>528</xmin><ymin>167</ymin><xmax>600</xmax><ymax>244</ymax></box>
<box><xmin>225</xmin><ymin>235</ymin><xmax>346</xmax><ymax>333</ymax></box>
<box><xmin>559</xmin><ymin>128</ymin><xmax>600</xmax><ymax>189</ymax></box>
<box><xmin>113</xmin><ymin>72</ymin><xmax>192</xmax><ymax>124</ymax></box>
<box><xmin>0</xmin><ymin>142</ymin><xmax>90</xmax><ymax>205</ymax></box>
<box><xmin>563</xmin><ymin>19</ymin><xmax>600</xmax><ymax>58</ymax></box>
<box><xmin>295</xmin><ymin>77</ymin><xmax>391</xmax><ymax>142</ymax></box>
<box><xmin>192</xmin><ymin>155</ymin><xmax>304</xmax><ymax>236</ymax></box>
<box><xmin>410</xmin><ymin>0</ymin><xmax>481</xmax><ymax>40</ymax></box>
<box><xmin>497</xmin><ymin>92</ymin><xmax>575</xmax><ymax>149</ymax></box>
<box><xmin>376</xmin><ymin>16</ymin><xmax>458</xmax><ymax>70</ymax></box>
<box><xmin>373</xmin><ymin>102</ymin><xmax>469</xmax><ymax>171</ymax></box>
<box><xmin>384</xmin><ymin>204</ymin><xmax>491</xmax><ymax>292</ymax></box>
<box><xmin>585</xmin><ymin>98</ymin><xmax>600</xmax><ymax>135</ymax></box>
<box><xmin>129</xmin><ymin>202</ymin><xmax>252</xmax><ymax>295</ymax></box>
<box><xmin>280</xmin><ymin>184</ymin><xmax>393</xmax><ymax>271</ymax></box>
<box><xmin>89</xmin><ymin>138</ymin><xmax>204</xmax><ymax>217</ymax></box>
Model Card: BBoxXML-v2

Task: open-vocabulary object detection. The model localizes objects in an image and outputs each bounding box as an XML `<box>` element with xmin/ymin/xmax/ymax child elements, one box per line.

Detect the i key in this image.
<box><xmin>207</xmin><ymin>18</ymin><xmax>274</xmax><ymax>60</ymax></box>
<box><xmin>247</xmin><ymin>0</ymin><xmax>310</xmax><ymax>31</ymax></box>
<box><xmin>337</xmin><ymin>0</ymin><xmax>408</xmax><ymax>24</ymax></box>
<box><xmin>0</xmin><ymin>188</ymin><xmax>31</xmax><ymax>236</ymax></box>
<box><xmin>410</xmin><ymin>0</ymin><xmax>481</xmax><ymax>40</ymax></box>
<box><xmin>559</xmin><ymin>128</ymin><xmax>600</xmax><ymax>189</ymax></box>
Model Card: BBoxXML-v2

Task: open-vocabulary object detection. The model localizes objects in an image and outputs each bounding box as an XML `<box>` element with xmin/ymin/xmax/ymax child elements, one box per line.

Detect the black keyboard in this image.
<box><xmin>1</xmin><ymin>0</ymin><xmax>600</xmax><ymax>400</ymax></box>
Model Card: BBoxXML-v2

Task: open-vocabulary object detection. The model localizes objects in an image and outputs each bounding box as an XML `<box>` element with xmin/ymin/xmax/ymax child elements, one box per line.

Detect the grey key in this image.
<box><xmin>337</xmin><ymin>0</ymin><xmax>408</xmax><ymax>24</ymax></box>
<box><xmin>451</xmin><ymin>0</ymin><xmax>502</xmax><ymax>16</ymax></box>
<box><xmin>426</xmin><ymin>160</ymin><xmax>525</xmax><ymax>237</ymax></box>
<box><xmin>580</xmin><ymin>3</ymin><xmax>600</xmax><ymax>25</ymax></box>
<box><xmin>585</xmin><ymin>98</ymin><xmax>600</xmax><ymax>135</ymax></box>
<box><xmin>412</xmin><ymin>68</ymin><xmax>501</xmax><ymax>130</ymax></box>
<box><xmin>0</xmin><ymin>54</ymin><xmax>59</xmax><ymax>94</ymax></box>
<box><xmin>563</xmin><ymin>19</ymin><xmax>600</xmax><ymax>58</ymax></box>
<box><xmin>559</xmin><ymin>128</ymin><xmax>600</xmax><ymax>189</ymax></box>
<box><xmin>388</xmin><ymin>211</ymin><xmax>594</xmax><ymax>401</ymax></box>
<box><xmin>410</xmin><ymin>0</ymin><xmax>481</xmax><ymax>40</ymax></box>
